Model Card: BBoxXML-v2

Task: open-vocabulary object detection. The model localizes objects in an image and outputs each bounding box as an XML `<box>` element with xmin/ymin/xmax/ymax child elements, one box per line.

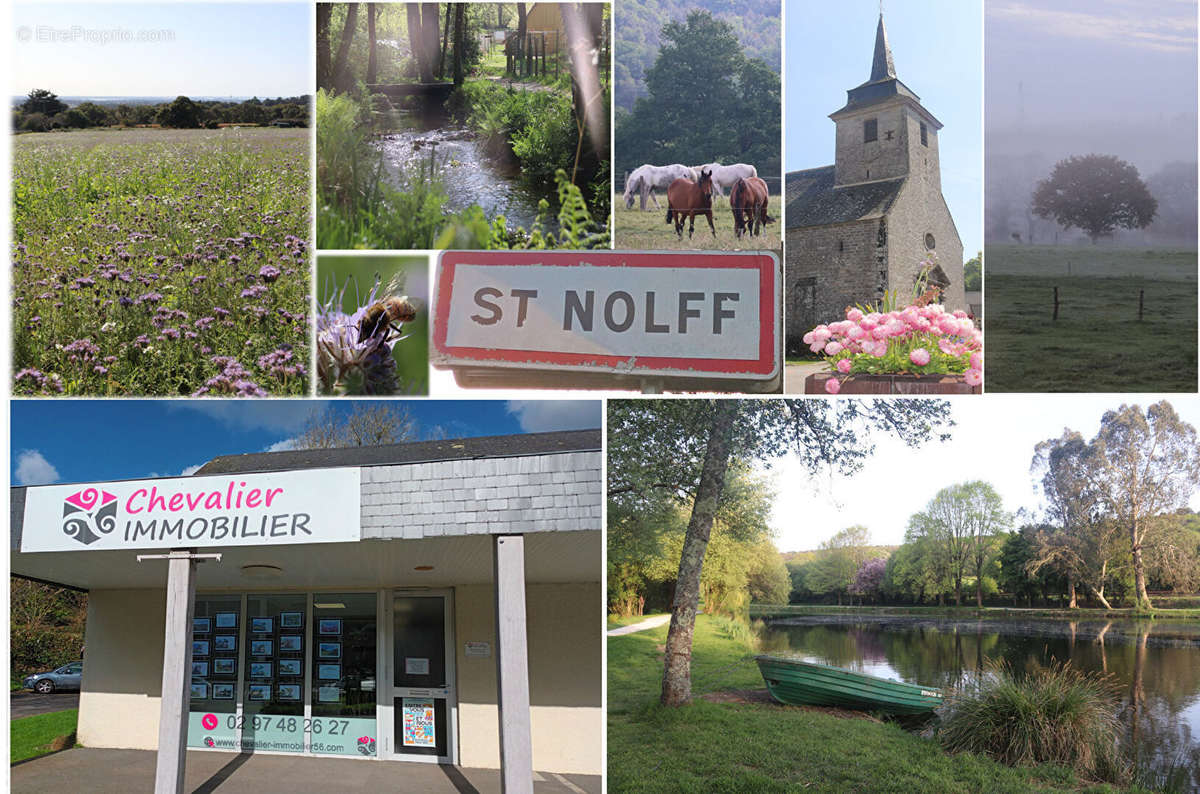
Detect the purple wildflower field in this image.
<box><xmin>12</xmin><ymin>127</ymin><xmax>310</xmax><ymax>396</ymax></box>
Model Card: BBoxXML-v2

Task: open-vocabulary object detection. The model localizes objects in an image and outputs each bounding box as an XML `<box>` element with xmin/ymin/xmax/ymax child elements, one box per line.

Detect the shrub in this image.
<box><xmin>938</xmin><ymin>660</ymin><xmax>1128</xmax><ymax>784</ymax></box>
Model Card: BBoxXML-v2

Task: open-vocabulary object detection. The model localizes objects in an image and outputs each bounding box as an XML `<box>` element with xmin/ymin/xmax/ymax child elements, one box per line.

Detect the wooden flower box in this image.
<box><xmin>804</xmin><ymin>372</ymin><xmax>982</xmax><ymax>395</ymax></box>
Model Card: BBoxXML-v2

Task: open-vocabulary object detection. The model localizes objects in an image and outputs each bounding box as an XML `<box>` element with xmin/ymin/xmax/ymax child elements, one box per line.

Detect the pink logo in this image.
<box><xmin>204</xmin><ymin>737</ymin><xmax>215</xmax><ymax>747</ymax></box>
<box><xmin>202</xmin><ymin>713</ymin><xmax>218</xmax><ymax>730</ymax></box>
<box><xmin>356</xmin><ymin>735</ymin><xmax>376</xmax><ymax>755</ymax></box>
<box><xmin>62</xmin><ymin>488</ymin><xmax>119</xmax><ymax>546</ymax></box>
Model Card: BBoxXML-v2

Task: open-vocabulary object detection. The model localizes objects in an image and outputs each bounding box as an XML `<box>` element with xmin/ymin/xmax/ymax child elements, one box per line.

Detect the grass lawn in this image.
<box><xmin>750</xmin><ymin>604</ymin><xmax>1200</xmax><ymax>621</ymax></box>
<box><xmin>613</xmin><ymin>192</ymin><xmax>782</xmax><ymax>251</ymax></box>
<box><xmin>984</xmin><ymin>245</ymin><xmax>1197</xmax><ymax>392</ymax></box>
<box><xmin>11</xmin><ymin>709</ymin><xmax>78</xmax><ymax>764</ymax></box>
<box><xmin>608</xmin><ymin>615</ymin><xmax>1151</xmax><ymax>793</ymax></box>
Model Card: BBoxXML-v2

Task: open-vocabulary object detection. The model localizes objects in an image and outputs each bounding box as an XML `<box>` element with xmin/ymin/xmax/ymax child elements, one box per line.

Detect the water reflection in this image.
<box><xmin>763</xmin><ymin>615</ymin><xmax>1200</xmax><ymax>788</ymax></box>
<box><xmin>374</xmin><ymin>110</ymin><xmax>558</xmax><ymax>234</ymax></box>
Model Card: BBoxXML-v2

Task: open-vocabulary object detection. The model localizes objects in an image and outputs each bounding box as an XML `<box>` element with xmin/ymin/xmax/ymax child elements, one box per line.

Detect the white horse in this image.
<box><xmin>623</xmin><ymin>163</ymin><xmax>694</xmax><ymax>211</ymax></box>
<box><xmin>690</xmin><ymin>163</ymin><xmax>758</xmax><ymax>199</ymax></box>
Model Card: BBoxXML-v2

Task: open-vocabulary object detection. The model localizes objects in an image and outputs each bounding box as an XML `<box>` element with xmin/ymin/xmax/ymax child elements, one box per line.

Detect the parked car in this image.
<box><xmin>23</xmin><ymin>661</ymin><xmax>83</xmax><ymax>693</ymax></box>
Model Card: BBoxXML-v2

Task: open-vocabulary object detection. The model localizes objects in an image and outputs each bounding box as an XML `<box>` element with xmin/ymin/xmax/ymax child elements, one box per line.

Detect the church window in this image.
<box><xmin>838</xmin><ymin>240</ymin><xmax>844</xmax><ymax>252</ymax></box>
<box><xmin>924</xmin><ymin>233</ymin><xmax>936</xmax><ymax>250</ymax></box>
<box><xmin>885</xmin><ymin>130</ymin><xmax>894</xmax><ymax>141</ymax></box>
<box><xmin>864</xmin><ymin>119</ymin><xmax>877</xmax><ymax>143</ymax></box>
<box><xmin>920</xmin><ymin>123</ymin><xmax>928</xmax><ymax>146</ymax></box>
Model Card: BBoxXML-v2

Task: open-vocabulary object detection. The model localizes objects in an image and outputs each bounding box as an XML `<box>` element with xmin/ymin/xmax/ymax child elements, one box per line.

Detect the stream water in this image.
<box><xmin>761</xmin><ymin>615</ymin><xmax>1200</xmax><ymax>789</ymax></box>
<box><xmin>374</xmin><ymin>109</ymin><xmax>557</xmax><ymax>234</ymax></box>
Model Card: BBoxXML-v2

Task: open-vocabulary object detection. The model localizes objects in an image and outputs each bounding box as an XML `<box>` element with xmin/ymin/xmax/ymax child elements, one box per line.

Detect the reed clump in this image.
<box><xmin>938</xmin><ymin>660</ymin><xmax>1128</xmax><ymax>784</ymax></box>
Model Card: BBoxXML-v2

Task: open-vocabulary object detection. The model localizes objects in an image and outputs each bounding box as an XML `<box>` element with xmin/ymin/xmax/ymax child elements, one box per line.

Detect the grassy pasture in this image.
<box><xmin>613</xmin><ymin>192</ymin><xmax>782</xmax><ymax>251</ymax></box>
<box><xmin>985</xmin><ymin>245</ymin><xmax>1197</xmax><ymax>392</ymax></box>
<box><xmin>12</xmin><ymin>127</ymin><xmax>310</xmax><ymax>396</ymax></box>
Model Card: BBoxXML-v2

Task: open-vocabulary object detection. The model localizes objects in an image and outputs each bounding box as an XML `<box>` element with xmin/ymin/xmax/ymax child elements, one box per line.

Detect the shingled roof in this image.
<box><xmin>785</xmin><ymin>166</ymin><xmax>906</xmax><ymax>229</ymax></box>
<box><xmin>196</xmin><ymin>429</ymin><xmax>601</xmax><ymax>475</ymax></box>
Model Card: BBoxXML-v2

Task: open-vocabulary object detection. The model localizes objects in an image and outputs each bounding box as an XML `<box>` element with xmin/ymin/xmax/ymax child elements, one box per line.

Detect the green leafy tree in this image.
<box><xmin>20</xmin><ymin>89</ymin><xmax>67</xmax><ymax>116</ymax></box>
<box><xmin>1033</xmin><ymin>154</ymin><xmax>1157</xmax><ymax>243</ymax></box>
<box><xmin>157</xmin><ymin>95</ymin><xmax>202</xmax><ymax>128</ymax></box>
<box><xmin>964</xmin><ymin>252</ymin><xmax>981</xmax><ymax>291</ymax></box>
<box><xmin>607</xmin><ymin>399</ymin><xmax>952</xmax><ymax>707</ymax></box>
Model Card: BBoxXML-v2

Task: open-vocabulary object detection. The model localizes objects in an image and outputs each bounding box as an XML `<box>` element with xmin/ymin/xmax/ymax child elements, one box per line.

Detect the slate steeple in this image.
<box><xmin>870</xmin><ymin>14</ymin><xmax>895</xmax><ymax>82</ymax></box>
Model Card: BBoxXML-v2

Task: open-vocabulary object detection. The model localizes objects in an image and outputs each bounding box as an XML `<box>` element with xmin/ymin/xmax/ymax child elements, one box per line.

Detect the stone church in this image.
<box><xmin>785</xmin><ymin>15</ymin><xmax>964</xmax><ymax>351</ymax></box>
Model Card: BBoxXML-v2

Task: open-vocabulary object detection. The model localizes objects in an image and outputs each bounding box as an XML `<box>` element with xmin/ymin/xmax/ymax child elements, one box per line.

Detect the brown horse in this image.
<box><xmin>665</xmin><ymin>168</ymin><xmax>715</xmax><ymax>239</ymax></box>
<box><xmin>730</xmin><ymin>176</ymin><xmax>773</xmax><ymax>239</ymax></box>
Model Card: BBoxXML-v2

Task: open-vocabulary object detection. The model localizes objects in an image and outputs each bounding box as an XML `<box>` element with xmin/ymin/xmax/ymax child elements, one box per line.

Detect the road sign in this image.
<box><xmin>433</xmin><ymin>250</ymin><xmax>780</xmax><ymax>385</ymax></box>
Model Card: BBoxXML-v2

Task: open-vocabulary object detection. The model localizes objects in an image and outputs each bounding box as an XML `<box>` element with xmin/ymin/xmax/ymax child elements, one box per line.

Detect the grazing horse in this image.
<box><xmin>623</xmin><ymin>163</ymin><xmax>694</xmax><ymax>211</ymax></box>
<box><xmin>730</xmin><ymin>176</ymin><xmax>774</xmax><ymax>239</ymax></box>
<box><xmin>690</xmin><ymin>162</ymin><xmax>758</xmax><ymax>199</ymax></box>
<box><xmin>665</xmin><ymin>168</ymin><xmax>716</xmax><ymax>239</ymax></box>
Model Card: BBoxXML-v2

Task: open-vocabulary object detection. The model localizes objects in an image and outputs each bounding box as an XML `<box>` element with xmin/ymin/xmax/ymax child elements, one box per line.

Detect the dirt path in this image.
<box><xmin>607</xmin><ymin>614</ymin><xmax>671</xmax><ymax>636</ymax></box>
<box><xmin>483</xmin><ymin>76</ymin><xmax>561</xmax><ymax>94</ymax></box>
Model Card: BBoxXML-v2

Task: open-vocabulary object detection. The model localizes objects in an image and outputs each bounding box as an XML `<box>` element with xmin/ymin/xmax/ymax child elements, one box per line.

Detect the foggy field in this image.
<box><xmin>985</xmin><ymin>244</ymin><xmax>1197</xmax><ymax>280</ymax></box>
<box><xmin>613</xmin><ymin>192</ymin><xmax>782</xmax><ymax>251</ymax></box>
<box><xmin>985</xmin><ymin>246</ymin><xmax>1197</xmax><ymax>391</ymax></box>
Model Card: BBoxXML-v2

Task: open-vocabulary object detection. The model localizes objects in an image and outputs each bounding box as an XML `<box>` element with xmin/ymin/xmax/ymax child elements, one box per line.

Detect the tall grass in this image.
<box><xmin>938</xmin><ymin>660</ymin><xmax>1128</xmax><ymax>784</ymax></box>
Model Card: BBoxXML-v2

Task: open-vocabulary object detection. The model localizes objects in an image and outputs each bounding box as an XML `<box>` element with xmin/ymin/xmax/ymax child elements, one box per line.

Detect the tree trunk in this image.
<box><xmin>421</xmin><ymin>3</ymin><xmax>440</xmax><ymax>81</ymax></box>
<box><xmin>452</xmin><ymin>4</ymin><xmax>466</xmax><ymax>86</ymax></box>
<box><xmin>1089</xmin><ymin>584</ymin><xmax>1113</xmax><ymax>610</ymax></box>
<box><xmin>332</xmin><ymin>4</ymin><xmax>360</xmax><ymax>93</ymax></box>
<box><xmin>439</xmin><ymin>4</ymin><xmax>452</xmax><ymax>79</ymax></box>
<box><xmin>1130</xmin><ymin>523</ymin><xmax>1153</xmax><ymax>610</ymax></box>
<box><xmin>660</xmin><ymin>402</ymin><xmax>737</xmax><ymax>708</ymax></box>
<box><xmin>366</xmin><ymin>4</ymin><xmax>378</xmax><ymax>85</ymax></box>
<box><xmin>316</xmin><ymin>4</ymin><xmax>333</xmax><ymax>90</ymax></box>
<box><xmin>954</xmin><ymin>577</ymin><xmax>962</xmax><ymax>606</ymax></box>
<box><xmin>975</xmin><ymin>561</ymin><xmax>983</xmax><ymax>607</ymax></box>
<box><xmin>406</xmin><ymin>4</ymin><xmax>429</xmax><ymax>82</ymax></box>
<box><xmin>1067</xmin><ymin>578</ymin><xmax>1077</xmax><ymax>608</ymax></box>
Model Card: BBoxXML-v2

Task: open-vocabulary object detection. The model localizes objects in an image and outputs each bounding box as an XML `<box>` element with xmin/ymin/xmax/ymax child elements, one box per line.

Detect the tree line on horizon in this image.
<box><xmin>11</xmin><ymin>88</ymin><xmax>310</xmax><ymax>133</ymax></box>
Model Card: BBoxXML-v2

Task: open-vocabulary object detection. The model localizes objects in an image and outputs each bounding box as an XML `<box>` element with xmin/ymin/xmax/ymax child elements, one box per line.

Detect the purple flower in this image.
<box><xmin>136</xmin><ymin>292</ymin><xmax>163</xmax><ymax>305</ymax></box>
<box><xmin>259</xmin><ymin>265</ymin><xmax>281</xmax><ymax>283</ymax></box>
<box><xmin>240</xmin><ymin>285</ymin><xmax>268</xmax><ymax>299</ymax></box>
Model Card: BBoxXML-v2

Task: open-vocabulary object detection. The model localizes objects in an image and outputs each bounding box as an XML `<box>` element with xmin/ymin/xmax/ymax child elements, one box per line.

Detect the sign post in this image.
<box><xmin>433</xmin><ymin>250</ymin><xmax>781</xmax><ymax>392</ymax></box>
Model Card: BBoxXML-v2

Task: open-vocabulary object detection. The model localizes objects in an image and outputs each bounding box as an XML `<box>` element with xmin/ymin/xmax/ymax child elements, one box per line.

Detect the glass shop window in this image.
<box><xmin>310</xmin><ymin>593</ymin><xmax>378</xmax><ymax>756</ymax></box>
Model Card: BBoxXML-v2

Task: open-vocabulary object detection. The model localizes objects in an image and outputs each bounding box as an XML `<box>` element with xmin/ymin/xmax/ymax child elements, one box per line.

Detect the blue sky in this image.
<box><xmin>12</xmin><ymin>3</ymin><xmax>311</xmax><ymax>97</ymax></box>
<box><xmin>10</xmin><ymin>400</ymin><xmax>602</xmax><ymax>486</ymax></box>
<box><xmin>786</xmin><ymin>0</ymin><xmax>983</xmax><ymax>258</ymax></box>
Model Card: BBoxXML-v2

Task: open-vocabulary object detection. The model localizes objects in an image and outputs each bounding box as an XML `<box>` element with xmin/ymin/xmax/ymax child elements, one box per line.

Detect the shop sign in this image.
<box><xmin>20</xmin><ymin>468</ymin><xmax>361</xmax><ymax>553</ymax></box>
<box><xmin>402</xmin><ymin>698</ymin><xmax>436</xmax><ymax>747</ymax></box>
<box><xmin>433</xmin><ymin>250</ymin><xmax>780</xmax><ymax>381</ymax></box>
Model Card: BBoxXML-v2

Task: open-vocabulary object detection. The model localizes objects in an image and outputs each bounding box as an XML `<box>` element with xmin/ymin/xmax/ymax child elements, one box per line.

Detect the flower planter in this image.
<box><xmin>805</xmin><ymin>372</ymin><xmax>981</xmax><ymax>395</ymax></box>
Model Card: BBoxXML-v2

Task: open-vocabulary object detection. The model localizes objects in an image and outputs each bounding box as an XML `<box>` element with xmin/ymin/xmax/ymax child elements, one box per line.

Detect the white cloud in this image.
<box><xmin>164</xmin><ymin>401</ymin><xmax>323</xmax><ymax>433</ymax></box>
<box><xmin>506</xmin><ymin>400</ymin><xmax>602</xmax><ymax>432</ymax></box>
<box><xmin>15</xmin><ymin>450</ymin><xmax>61</xmax><ymax>486</ymax></box>
<box><xmin>988</xmin><ymin>1</ymin><xmax>1196</xmax><ymax>53</ymax></box>
<box><xmin>264</xmin><ymin>438</ymin><xmax>299</xmax><ymax>453</ymax></box>
<box><xmin>179</xmin><ymin>464</ymin><xmax>203</xmax><ymax>476</ymax></box>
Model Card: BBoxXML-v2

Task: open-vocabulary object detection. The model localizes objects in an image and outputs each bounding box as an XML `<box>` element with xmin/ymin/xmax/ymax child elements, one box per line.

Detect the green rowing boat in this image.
<box><xmin>755</xmin><ymin>655</ymin><xmax>943</xmax><ymax>715</ymax></box>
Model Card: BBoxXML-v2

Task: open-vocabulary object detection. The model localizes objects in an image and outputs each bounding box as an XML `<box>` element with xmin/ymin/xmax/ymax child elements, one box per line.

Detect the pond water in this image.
<box><xmin>374</xmin><ymin>110</ymin><xmax>557</xmax><ymax>235</ymax></box>
<box><xmin>761</xmin><ymin>615</ymin><xmax>1200</xmax><ymax>788</ymax></box>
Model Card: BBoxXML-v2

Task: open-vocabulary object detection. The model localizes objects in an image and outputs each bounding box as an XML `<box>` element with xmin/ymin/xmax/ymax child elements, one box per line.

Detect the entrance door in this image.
<box><xmin>387</xmin><ymin>591</ymin><xmax>456</xmax><ymax>763</ymax></box>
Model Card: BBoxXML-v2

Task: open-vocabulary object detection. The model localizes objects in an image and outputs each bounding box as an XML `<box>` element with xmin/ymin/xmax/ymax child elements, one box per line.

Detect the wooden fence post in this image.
<box><xmin>1138</xmin><ymin>289</ymin><xmax>1144</xmax><ymax>322</ymax></box>
<box><xmin>1053</xmin><ymin>286</ymin><xmax>1059</xmax><ymax>321</ymax></box>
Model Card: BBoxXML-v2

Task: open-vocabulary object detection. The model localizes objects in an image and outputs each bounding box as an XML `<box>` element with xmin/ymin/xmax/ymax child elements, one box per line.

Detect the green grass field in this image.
<box><xmin>608</xmin><ymin>615</ymin><xmax>1149</xmax><ymax>793</ymax></box>
<box><xmin>613</xmin><ymin>192</ymin><xmax>782</xmax><ymax>251</ymax></box>
<box><xmin>985</xmin><ymin>245</ymin><xmax>1197</xmax><ymax>392</ymax></box>
<box><xmin>11</xmin><ymin>709</ymin><xmax>78</xmax><ymax>764</ymax></box>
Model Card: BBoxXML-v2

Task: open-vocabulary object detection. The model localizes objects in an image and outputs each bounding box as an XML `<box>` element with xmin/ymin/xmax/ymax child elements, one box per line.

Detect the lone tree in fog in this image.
<box><xmin>1032</xmin><ymin>154</ymin><xmax>1157</xmax><ymax>243</ymax></box>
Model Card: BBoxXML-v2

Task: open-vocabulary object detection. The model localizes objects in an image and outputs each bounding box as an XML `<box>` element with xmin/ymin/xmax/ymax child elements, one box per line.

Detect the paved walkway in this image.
<box><xmin>784</xmin><ymin>362</ymin><xmax>824</xmax><ymax>393</ymax></box>
<box><xmin>12</xmin><ymin>748</ymin><xmax>600</xmax><ymax>794</ymax></box>
<box><xmin>10</xmin><ymin>691</ymin><xmax>79</xmax><ymax>719</ymax></box>
<box><xmin>607</xmin><ymin>614</ymin><xmax>671</xmax><ymax>636</ymax></box>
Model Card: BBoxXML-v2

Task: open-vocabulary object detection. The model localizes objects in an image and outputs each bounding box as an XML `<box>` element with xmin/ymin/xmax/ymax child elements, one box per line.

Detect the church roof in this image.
<box><xmin>829</xmin><ymin>14</ymin><xmax>941</xmax><ymax>127</ymax></box>
<box><xmin>784</xmin><ymin>166</ymin><xmax>906</xmax><ymax>229</ymax></box>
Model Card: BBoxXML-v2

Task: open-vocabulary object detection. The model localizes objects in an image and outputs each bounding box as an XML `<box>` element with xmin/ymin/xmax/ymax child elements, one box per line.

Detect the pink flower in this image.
<box><xmin>964</xmin><ymin>368</ymin><xmax>983</xmax><ymax>387</ymax></box>
<box><xmin>824</xmin><ymin>377</ymin><xmax>841</xmax><ymax>395</ymax></box>
<box><xmin>909</xmin><ymin>348</ymin><xmax>931</xmax><ymax>366</ymax></box>
<box><xmin>846</xmin><ymin>307</ymin><xmax>864</xmax><ymax>322</ymax></box>
<box><xmin>810</xmin><ymin>342</ymin><xmax>825</xmax><ymax>354</ymax></box>
<box><xmin>802</xmin><ymin>331</ymin><xmax>815</xmax><ymax>345</ymax></box>
<box><xmin>969</xmin><ymin>351</ymin><xmax>982</xmax><ymax>370</ymax></box>
<box><xmin>825</xmin><ymin>341</ymin><xmax>844</xmax><ymax>356</ymax></box>
<box><xmin>836</xmin><ymin>358</ymin><xmax>852</xmax><ymax>374</ymax></box>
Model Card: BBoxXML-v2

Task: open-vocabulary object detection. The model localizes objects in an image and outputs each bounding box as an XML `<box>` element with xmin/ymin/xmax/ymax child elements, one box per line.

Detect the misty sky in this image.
<box><xmin>13</xmin><ymin>3</ymin><xmax>311</xmax><ymax>98</ymax></box>
<box><xmin>986</xmin><ymin>0</ymin><xmax>1197</xmax><ymax>134</ymax></box>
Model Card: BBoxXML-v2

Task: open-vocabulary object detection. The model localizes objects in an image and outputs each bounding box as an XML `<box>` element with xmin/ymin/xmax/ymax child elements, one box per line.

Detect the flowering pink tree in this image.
<box><xmin>849</xmin><ymin>557</ymin><xmax>888</xmax><ymax>604</ymax></box>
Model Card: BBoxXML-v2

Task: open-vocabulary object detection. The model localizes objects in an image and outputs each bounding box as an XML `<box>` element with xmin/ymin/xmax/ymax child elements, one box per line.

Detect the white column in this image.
<box><xmin>154</xmin><ymin>549</ymin><xmax>198</xmax><ymax>794</ymax></box>
<box><xmin>493</xmin><ymin>534</ymin><xmax>533</xmax><ymax>794</ymax></box>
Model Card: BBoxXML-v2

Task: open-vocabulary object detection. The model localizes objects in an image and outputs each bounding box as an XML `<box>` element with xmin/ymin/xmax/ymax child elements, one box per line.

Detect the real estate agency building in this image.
<box><xmin>10</xmin><ymin>430</ymin><xmax>602</xmax><ymax>789</ymax></box>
